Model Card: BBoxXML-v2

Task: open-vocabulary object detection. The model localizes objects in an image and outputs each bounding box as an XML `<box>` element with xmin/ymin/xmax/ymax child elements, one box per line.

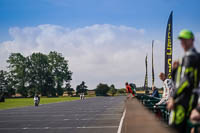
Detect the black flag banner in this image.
<box><xmin>152</xmin><ymin>40</ymin><xmax>155</xmax><ymax>86</ymax></box>
<box><xmin>144</xmin><ymin>55</ymin><xmax>148</xmax><ymax>91</ymax></box>
<box><xmin>165</xmin><ymin>11</ymin><xmax>173</xmax><ymax>79</ymax></box>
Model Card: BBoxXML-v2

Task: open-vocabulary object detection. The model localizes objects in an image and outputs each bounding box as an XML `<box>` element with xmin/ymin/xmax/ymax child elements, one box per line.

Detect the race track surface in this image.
<box><xmin>0</xmin><ymin>96</ymin><xmax>125</xmax><ymax>133</ymax></box>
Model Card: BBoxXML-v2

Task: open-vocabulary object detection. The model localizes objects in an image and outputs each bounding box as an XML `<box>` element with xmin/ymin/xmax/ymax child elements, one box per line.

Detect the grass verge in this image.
<box><xmin>0</xmin><ymin>96</ymin><xmax>81</xmax><ymax>110</ymax></box>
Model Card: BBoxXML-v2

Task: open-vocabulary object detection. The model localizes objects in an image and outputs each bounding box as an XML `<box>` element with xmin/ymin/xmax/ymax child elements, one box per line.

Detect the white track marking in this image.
<box><xmin>117</xmin><ymin>108</ymin><xmax>126</xmax><ymax>133</ymax></box>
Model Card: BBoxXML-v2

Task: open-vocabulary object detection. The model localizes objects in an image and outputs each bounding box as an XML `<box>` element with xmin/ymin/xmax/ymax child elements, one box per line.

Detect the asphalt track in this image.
<box><xmin>0</xmin><ymin>96</ymin><xmax>126</xmax><ymax>133</ymax></box>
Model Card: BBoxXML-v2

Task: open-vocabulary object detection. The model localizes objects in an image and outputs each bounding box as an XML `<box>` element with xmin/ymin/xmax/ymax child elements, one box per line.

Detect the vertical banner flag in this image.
<box><xmin>144</xmin><ymin>55</ymin><xmax>148</xmax><ymax>90</ymax></box>
<box><xmin>165</xmin><ymin>11</ymin><xmax>173</xmax><ymax>79</ymax></box>
<box><xmin>152</xmin><ymin>40</ymin><xmax>155</xmax><ymax>86</ymax></box>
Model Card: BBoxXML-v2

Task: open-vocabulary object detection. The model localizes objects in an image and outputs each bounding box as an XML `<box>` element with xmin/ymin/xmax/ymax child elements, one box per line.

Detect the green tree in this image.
<box><xmin>95</xmin><ymin>83</ymin><xmax>110</xmax><ymax>96</ymax></box>
<box><xmin>109</xmin><ymin>84</ymin><xmax>117</xmax><ymax>96</ymax></box>
<box><xmin>7</xmin><ymin>53</ymin><xmax>28</xmax><ymax>97</ymax></box>
<box><xmin>0</xmin><ymin>70</ymin><xmax>8</xmax><ymax>101</ymax></box>
<box><xmin>0</xmin><ymin>70</ymin><xmax>7</xmax><ymax>91</ymax></box>
<box><xmin>6</xmin><ymin>51</ymin><xmax>72</xmax><ymax>97</ymax></box>
<box><xmin>66</xmin><ymin>88</ymin><xmax>74</xmax><ymax>96</ymax></box>
<box><xmin>28</xmin><ymin>52</ymin><xmax>53</xmax><ymax>96</ymax></box>
<box><xmin>4</xmin><ymin>72</ymin><xmax>16</xmax><ymax>97</ymax></box>
<box><xmin>48</xmin><ymin>51</ymin><xmax>72</xmax><ymax>96</ymax></box>
<box><xmin>64</xmin><ymin>83</ymin><xmax>73</xmax><ymax>96</ymax></box>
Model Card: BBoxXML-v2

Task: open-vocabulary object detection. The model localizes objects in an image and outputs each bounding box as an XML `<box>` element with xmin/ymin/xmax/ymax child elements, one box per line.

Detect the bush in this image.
<box><xmin>95</xmin><ymin>83</ymin><xmax>110</xmax><ymax>96</ymax></box>
<box><xmin>117</xmin><ymin>88</ymin><xmax>126</xmax><ymax>94</ymax></box>
<box><xmin>109</xmin><ymin>84</ymin><xmax>117</xmax><ymax>96</ymax></box>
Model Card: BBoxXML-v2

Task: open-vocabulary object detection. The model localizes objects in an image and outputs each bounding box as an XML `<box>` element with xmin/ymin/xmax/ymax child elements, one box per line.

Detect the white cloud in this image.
<box><xmin>0</xmin><ymin>24</ymin><xmax>199</xmax><ymax>89</ymax></box>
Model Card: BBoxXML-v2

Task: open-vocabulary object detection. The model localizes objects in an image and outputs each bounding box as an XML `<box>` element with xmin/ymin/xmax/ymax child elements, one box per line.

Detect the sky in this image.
<box><xmin>0</xmin><ymin>0</ymin><xmax>200</xmax><ymax>89</ymax></box>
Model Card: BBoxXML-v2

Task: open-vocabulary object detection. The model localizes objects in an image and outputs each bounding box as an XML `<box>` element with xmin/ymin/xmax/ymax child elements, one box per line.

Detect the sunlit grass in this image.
<box><xmin>0</xmin><ymin>96</ymin><xmax>81</xmax><ymax>110</ymax></box>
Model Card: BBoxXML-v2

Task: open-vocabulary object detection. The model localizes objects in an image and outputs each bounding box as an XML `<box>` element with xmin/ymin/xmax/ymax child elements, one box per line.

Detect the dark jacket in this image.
<box><xmin>173</xmin><ymin>48</ymin><xmax>200</xmax><ymax>105</ymax></box>
<box><xmin>152</xmin><ymin>89</ymin><xmax>159</xmax><ymax>98</ymax></box>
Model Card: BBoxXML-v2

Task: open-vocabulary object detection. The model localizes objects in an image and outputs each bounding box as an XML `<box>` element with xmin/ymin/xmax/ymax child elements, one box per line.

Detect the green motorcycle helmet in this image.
<box><xmin>178</xmin><ymin>29</ymin><xmax>194</xmax><ymax>40</ymax></box>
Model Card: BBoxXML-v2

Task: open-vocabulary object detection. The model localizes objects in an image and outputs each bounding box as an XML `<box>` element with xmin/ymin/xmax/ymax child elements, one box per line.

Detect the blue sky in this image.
<box><xmin>0</xmin><ymin>0</ymin><xmax>199</xmax><ymax>41</ymax></box>
<box><xmin>0</xmin><ymin>0</ymin><xmax>200</xmax><ymax>88</ymax></box>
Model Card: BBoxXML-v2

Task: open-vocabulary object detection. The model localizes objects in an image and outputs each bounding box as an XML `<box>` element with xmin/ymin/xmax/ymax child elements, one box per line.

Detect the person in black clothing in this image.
<box><xmin>167</xmin><ymin>30</ymin><xmax>200</xmax><ymax>133</ymax></box>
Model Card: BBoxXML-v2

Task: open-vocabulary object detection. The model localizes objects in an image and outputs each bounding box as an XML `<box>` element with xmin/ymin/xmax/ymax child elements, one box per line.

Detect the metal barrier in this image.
<box><xmin>136</xmin><ymin>94</ymin><xmax>169</xmax><ymax>123</ymax></box>
<box><xmin>136</xmin><ymin>94</ymin><xmax>200</xmax><ymax>132</ymax></box>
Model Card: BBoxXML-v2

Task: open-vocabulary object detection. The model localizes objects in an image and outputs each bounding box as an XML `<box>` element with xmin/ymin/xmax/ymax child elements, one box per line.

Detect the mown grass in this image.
<box><xmin>0</xmin><ymin>96</ymin><xmax>81</xmax><ymax>110</ymax></box>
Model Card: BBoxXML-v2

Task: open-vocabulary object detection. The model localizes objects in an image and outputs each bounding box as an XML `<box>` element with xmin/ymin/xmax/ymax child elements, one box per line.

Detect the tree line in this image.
<box><xmin>0</xmin><ymin>51</ymin><xmax>72</xmax><ymax>97</ymax></box>
<box><xmin>95</xmin><ymin>83</ymin><xmax>125</xmax><ymax>96</ymax></box>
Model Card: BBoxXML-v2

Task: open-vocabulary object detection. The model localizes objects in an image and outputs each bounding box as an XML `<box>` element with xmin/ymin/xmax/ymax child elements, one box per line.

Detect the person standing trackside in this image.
<box><xmin>130</xmin><ymin>83</ymin><xmax>137</xmax><ymax>96</ymax></box>
<box><xmin>167</xmin><ymin>30</ymin><xmax>200</xmax><ymax>133</ymax></box>
<box><xmin>125</xmin><ymin>82</ymin><xmax>134</xmax><ymax>99</ymax></box>
<box><xmin>155</xmin><ymin>72</ymin><xmax>175</xmax><ymax>106</ymax></box>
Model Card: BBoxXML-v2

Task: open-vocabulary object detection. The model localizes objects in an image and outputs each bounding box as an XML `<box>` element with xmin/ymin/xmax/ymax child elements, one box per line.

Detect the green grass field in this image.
<box><xmin>0</xmin><ymin>96</ymin><xmax>81</xmax><ymax>110</ymax></box>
